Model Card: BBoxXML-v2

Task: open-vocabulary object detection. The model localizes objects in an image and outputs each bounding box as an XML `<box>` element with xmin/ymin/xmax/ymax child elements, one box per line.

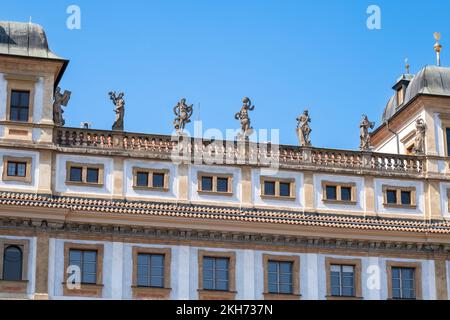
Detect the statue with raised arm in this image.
<box><xmin>296</xmin><ymin>110</ymin><xmax>312</xmax><ymax>146</ymax></box>
<box><xmin>173</xmin><ymin>98</ymin><xmax>193</xmax><ymax>134</ymax></box>
<box><xmin>359</xmin><ymin>114</ymin><xmax>375</xmax><ymax>151</ymax></box>
<box><xmin>53</xmin><ymin>87</ymin><xmax>71</xmax><ymax>126</ymax></box>
<box><xmin>413</xmin><ymin>118</ymin><xmax>426</xmax><ymax>155</ymax></box>
<box><xmin>235</xmin><ymin>97</ymin><xmax>255</xmax><ymax>137</ymax></box>
<box><xmin>109</xmin><ymin>91</ymin><xmax>125</xmax><ymax>131</ymax></box>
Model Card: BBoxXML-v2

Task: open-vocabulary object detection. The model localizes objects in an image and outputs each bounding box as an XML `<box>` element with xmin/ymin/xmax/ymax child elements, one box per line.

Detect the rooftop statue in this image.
<box><xmin>296</xmin><ymin>110</ymin><xmax>312</xmax><ymax>146</ymax></box>
<box><xmin>360</xmin><ymin>114</ymin><xmax>375</xmax><ymax>151</ymax></box>
<box><xmin>109</xmin><ymin>91</ymin><xmax>125</xmax><ymax>131</ymax></box>
<box><xmin>53</xmin><ymin>87</ymin><xmax>71</xmax><ymax>126</ymax></box>
<box><xmin>173</xmin><ymin>98</ymin><xmax>193</xmax><ymax>134</ymax></box>
<box><xmin>235</xmin><ymin>97</ymin><xmax>255</xmax><ymax>139</ymax></box>
<box><xmin>413</xmin><ymin>118</ymin><xmax>426</xmax><ymax>155</ymax></box>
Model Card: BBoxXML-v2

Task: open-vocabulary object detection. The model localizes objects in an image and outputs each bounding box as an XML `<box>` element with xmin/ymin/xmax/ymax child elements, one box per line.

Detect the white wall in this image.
<box><xmin>54</xmin><ymin>154</ymin><xmax>114</xmax><ymax>196</ymax></box>
<box><xmin>374</xmin><ymin>178</ymin><xmax>424</xmax><ymax>215</ymax></box>
<box><xmin>251</xmin><ymin>168</ymin><xmax>304</xmax><ymax>209</ymax></box>
<box><xmin>0</xmin><ymin>73</ymin><xmax>7</xmax><ymax>121</ymax></box>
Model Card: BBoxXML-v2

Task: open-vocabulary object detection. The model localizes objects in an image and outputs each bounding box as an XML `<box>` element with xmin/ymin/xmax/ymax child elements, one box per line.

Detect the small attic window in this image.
<box><xmin>396</xmin><ymin>87</ymin><xmax>404</xmax><ymax>106</ymax></box>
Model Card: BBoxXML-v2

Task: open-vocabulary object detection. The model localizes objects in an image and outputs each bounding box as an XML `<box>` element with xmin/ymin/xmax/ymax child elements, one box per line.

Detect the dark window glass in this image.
<box><xmin>330</xmin><ymin>265</ymin><xmax>355</xmax><ymax>297</ymax></box>
<box><xmin>447</xmin><ymin>128</ymin><xmax>450</xmax><ymax>156</ymax></box>
<box><xmin>136</xmin><ymin>172</ymin><xmax>149</xmax><ymax>187</ymax></box>
<box><xmin>152</xmin><ymin>173</ymin><xmax>165</xmax><ymax>188</ymax></box>
<box><xmin>279</xmin><ymin>182</ymin><xmax>291</xmax><ymax>197</ymax></box>
<box><xmin>341</xmin><ymin>187</ymin><xmax>352</xmax><ymax>201</ymax></box>
<box><xmin>68</xmin><ymin>249</ymin><xmax>97</xmax><ymax>284</ymax></box>
<box><xmin>201</xmin><ymin>176</ymin><xmax>213</xmax><ymax>192</ymax></box>
<box><xmin>326</xmin><ymin>186</ymin><xmax>337</xmax><ymax>200</ymax></box>
<box><xmin>10</xmin><ymin>90</ymin><xmax>30</xmax><ymax>122</ymax></box>
<box><xmin>217</xmin><ymin>177</ymin><xmax>228</xmax><ymax>193</ymax></box>
<box><xmin>86</xmin><ymin>168</ymin><xmax>99</xmax><ymax>183</ymax></box>
<box><xmin>386</xmin><ymin>190</ymin><xmax>397</xmax><ymax>204</ymax></box>
<box><xmin>264</xmin><ymin>181</ymin><xmax>276</xmax><ymax>196</ymax></box>
<box><xmin>203</xmin><ymin>257</ymin><xmax>229</xmax><ymax>291</ymax></box>
<box><xmin>137</xmin><ymin>253</ymin><xmax>165</xmax><ymax>288</ymax></box>
<box><xmin>69</xmin><ymin>167</ymin><xmax>82</xmax><ymax>182</ymax></box>
<box><xmin>6</xmin><ymin>162</ymin><xmax>26</xmax><ymax>177</ymax></box>
<box><xmin>401</xmin><ymin>191</ymin><xmax>411</xmax><ymax>205</ymax></box>
<box><xmin>392</xmin><ymin>267</ymin><xmax>416</xmax><ymax>299</ymax></box>
<box><xmin>268</xmin><ymin>260</ymin><xmax>293</xmax><ymax>294</ymax></box>
<box><xmin>3</xmin><ymin>245</ymin><xmax>23</xmax><ymax>281</ymax></box>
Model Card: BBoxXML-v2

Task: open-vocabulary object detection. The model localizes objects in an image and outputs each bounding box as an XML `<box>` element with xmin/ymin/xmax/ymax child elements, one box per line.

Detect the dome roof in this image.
<box><xmin>0</xmin><ymin>21</ymin><xmax>63</xmax><ymax>60</ymax></box>
<box><xmin>382</xmin><ymin>65</ymin><xmax>450</xmax><ymax>122</ymax></box>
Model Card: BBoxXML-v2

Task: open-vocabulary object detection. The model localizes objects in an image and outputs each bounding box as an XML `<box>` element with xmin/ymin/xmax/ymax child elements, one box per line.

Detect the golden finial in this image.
<box><xmin>405</xmin><ymin>58</ymin><xmax>410</xmax><ymax>74</ymax></box>
<box><xmin>434</xmin><ymin>32</ymin><xmax>442</xmax><ymax>66</ymax></box>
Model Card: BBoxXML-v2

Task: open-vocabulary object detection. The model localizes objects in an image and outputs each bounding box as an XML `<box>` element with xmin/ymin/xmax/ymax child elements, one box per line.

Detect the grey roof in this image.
<box><xmin>0</xmin><ymin>21</ymin><xmax>64</xmax><ymax>60</ymax></box>
<box><xmin>382</xmin><ymin>65</ymin><xmax>450</xmax><ymax>122</ymax></box>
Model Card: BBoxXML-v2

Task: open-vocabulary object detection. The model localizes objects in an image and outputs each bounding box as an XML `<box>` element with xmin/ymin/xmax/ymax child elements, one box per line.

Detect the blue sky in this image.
<box><xmin>2</xmin><ymin>0</ymin><xmax>449</xmax><ymax>149</ymax></box>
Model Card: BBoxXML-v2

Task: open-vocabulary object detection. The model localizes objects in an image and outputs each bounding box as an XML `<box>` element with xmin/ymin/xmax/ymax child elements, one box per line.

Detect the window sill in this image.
<box><xmin>383</xmin><ymin>203</ymin><xmax>417</xmax><ymax>210</ymax></box>
<box><xmin>0</xmin><ymin>279</ymin><xmax>28</xmax><ymax>293</ymax></box>
<box><xmin>65</xmin><ymin>181</ymin><xmax>104</xmax><ymax>188</ymax></box>
<box><xmin>263</xmin><ymin>292</ymin><xmax>302</xmax><ymax>300</ymax></box>
<box><xmin>260</xmin><ymin>195</ymin><xmax>296</xmax><ymax>201</ymax></box>
<box><xmin>131</xmin><ymin>286</ymin><xmax>172</xmax><ymax>299</ymax></box>
<box><xmin>62</xmin><ymin>283</ymin><xmax>104</xmax><ymax>298</ymax></box>
<box><xmin>322</xmin><ymin>199</ymin><xmax>357</xmax><ymax>205</ymax></box>
<box><xmin>198</xmin><ymin>289</ymin><xmax>236</xmax><ymax>300</ymax></box>
<box><xmin>133</xmin><ymin>186</ymin><xmax>169</xmax><ymax>192</ymax></box>
<box><xmin>198</xmin><ymin>190</ymin><xmax>234</xmax><ymax>197</ymax></box>
<box><xmin>326</xmin><ymin>295</ymin><xmax>363</xmax><ymax>300</ymax></box>
<box><xmin>2</xmin><ymin>176</ymin><xmax>32</xmax><ymax>184</ymax></box>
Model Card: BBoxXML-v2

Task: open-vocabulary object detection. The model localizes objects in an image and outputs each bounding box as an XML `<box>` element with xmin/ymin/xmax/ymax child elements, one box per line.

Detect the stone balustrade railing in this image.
<box><xmin>55</xmin><ymin>127</ymin><xmax>424</xmax><ymax>175</ymax></box>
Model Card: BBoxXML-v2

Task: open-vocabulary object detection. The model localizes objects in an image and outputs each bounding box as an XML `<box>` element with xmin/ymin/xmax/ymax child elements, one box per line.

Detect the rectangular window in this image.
<box><xmin>132</xmin><ymin>168</ymin><xmax>169</xmax><ymax>191</ymax></box>
<box><xmin>6</xmin><ymin>161</ymin><xmax>26</xmax><ymax>177</ymax></box>
<box><xmin>68</xmin><ymin>249</ymin><xmax>98</xmax><ymax>284</ymax></box>
<box><xmin>383</xmin><ymin>186</ymin><xmax>416</xmax><ymax>208</ymax></box>
<box><xmin>201</xmin><ymin>176</ymin><xmax>213</xmax><ymax>192</ymax></box>
<box><xmin>197</xmin><ymin>173</ymin><xmax>233</xmax><ymax>196</ymax></box>
<box><xmin>136</xmin><ymin>172</ymin><xmax>149</xmax><ymax>187</ymax></box>
<box><xmin>9</xmin><ymin>90</ymin><xmax>30</xmax><ymax>122</ymax></box>
<box><xmin>322</xmin><ymin>181</ymin><xmax>356</xmax><ymax>204</ymax></box>
<box><xmin>391</xmin><ymin>267</ymin><xmax>416</xmax><ymax>299</ymax></box>
<box><xmin>2</xmin><ymin>156</ymin><xmax>32</xmax><ymax>183</ymax></box>
<box><xmin>446</xmin><ymin>128</ymin><xmax>450</xmax><ymax>156</ymax></box>
<box><xmin>330</xmin><ymin>265</ymin><xmax>355</xmax><ymax>297</ymax></box>
<box><xmin>203</xmin><ymin>257</ymin><xmax>230</xmax><ymax>291</ymax></box>
<box><xmin>326</xmin><ymin>185</ymin><xmax>337</xmax><ymax>200</ymax></box>
<box><xmin>268</xmin><ymin>261</ymin><xmax>293</xmax><ymax>294</ymax></box>
<box><xmin>260</xmin><ymin>177</ymin><xmax>295</xmax><ymax>200</ymax></box>
<box><xmin>136</xmin><ymin>253</ymin><xmax>165</xmax><ymax>288</ymax></box>
<box><xmin>66</xmin><ymin>162</ymin><xmax>104</xmax><ymax>186</ymax></box>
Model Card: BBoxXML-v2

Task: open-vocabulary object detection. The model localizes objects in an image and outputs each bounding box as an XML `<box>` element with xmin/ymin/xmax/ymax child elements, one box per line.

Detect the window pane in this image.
<box><xmin>401</xmin><ymin>191</ymin><xmax>411</xmax><ymax>205</ymax></box>
<box><xmin>86</xmin><ymin>168</ymin><xmax>99</xmax><ymax>183</ymax></box>
<box><xmin>268</xmin><ymin>283</ymin><xmax>278</xmax><ymax>294</ymax></box>
<box><xmin>137</xmin><ymin>253</ymin><xmax>149</xmax><ymax>266</ymax></box>
<box><xmin>3</xmin><ymin>245</ymin><xmax>23</xmax><ymax>281</ymax></box>
<box><xmin>326</xmin><ymin>186</ymin><xmax>337</xmax><ymax>200</ymax></box>
<box><xmin>203</xmin><ymin>279</ymin><xmax>214</xmax><ymax>290</ymax></box>
<box><xmin>447</xmin><ymin>128</ymin><xmax>450</xmax><ymax>156</ymax></box>
<box><xmin>69</xmin><ymin>167</ymin><xmax>82</xmax><ymax>182</ymax></box>
<box><xmin>386</xmin><ymin>190</ymin><xmax>397</xmax><ymax>204</ymax></box>
<box><xmin>216</xmin><ymin>280</ymin><xmax>228</xmax><ymax>291</ymax></box>
<box><xmin>217</xmin><ymin>178</ymin><xmax>228</xmax><ymax>193</ymax></box>
<box><xmin>216</xmin><ymin>258</ymin><xmax>229</xmax><ymax>270</ymax></box>
<box><xmin>201</xmin><ymin>177</ymin><xmax>213</xmax><ymax>191</ymax></box>
<box><xmin>268</xmin><ymin>272</ymin><xmax>278</xmax><ymax>285</ymax></box>
<box><xmin>151</xmin><ymin>254</ymin><xmax>164</xmax><ymax>267</ymax></box>
<box><xmin>341</xmin><ymin>187</ymin><xmax>352</xmax><ymax>201</ymax></box>
<box><xmin>83</xmin><ymin>251</ymin><xmax>97</xmax><ymax>263</ymax></box>
<box><xmin>279</xmin><ymin>284</ymin><xmax>293</xmax><ymax>294</ymax></box>
<box><xmin>82</xmin><ymin>273</ymin><xmax>96</xmax><ymax>284</ymax></box>
<box><xmin>152</xmin><ymin>173</ymin><xmax>165</xmax><ymax>188</ymax></box>
<box><xmin>268</xmin><ymin>261</ymin><xmax>277</xmax><ymax>273</ymax></box>
<box><xmin>83</xmin><ymin>262</ymin><xmax>96</xmax><ymax>274</ymax></box>
<box><xmin>279</xmin><ymin>183</ymin><xmax>290</xmax><ymax>197</ymax></box>
<box><xmin>264</xmin><ymin>181</ymin><xmax>275</xmax><ymax>196</ymax></box>
<box><xmin>136</xmin><ymin>172</ymin><xmax>148</xmax><ymax>187</ymax></box>
<box><xmin>216</xmin><ymin>269</ymin><xmax>228</xmax><ymax>281</ymax></box>
<box><xmin>17</xmin><ymin>163</ymin><xmax>26</xmax><ymax>177</ymax></box>
<box><xmin>10</xmin><ymin>91</ymin><xmax>30</xmax><ymax>122</ymax></box>
<box><xmin>11</xmin><ymin>91</ymin><xmax>20</xmax><ymax>106</ymax></box>
<box><xmin>203</xmin><ymin>257</ymin><xmax>213</xmax><ymax>269</ymax></box>
<box><xmin>7</xmin><ymin>162</ymin><xmax>16</xmax><ymax>176</ymax></box>
<box><xmin>342</xmin><ymin>287</ymin><xmax>354</xmax><ymax>297</ymax></box>
<box><xmin>69</xmin><ymin>250</ymin><xmax>82</xmax><ymax>263</ymax></box>
<box><xmin>150</xmin><ymin>277</ymin><xmax>164</xmax><ymax>288</ymax></box>
<box><xmin>19</xmin><ymin>108</ymin><xmax>29</xmax><ymax>122</ymax></box>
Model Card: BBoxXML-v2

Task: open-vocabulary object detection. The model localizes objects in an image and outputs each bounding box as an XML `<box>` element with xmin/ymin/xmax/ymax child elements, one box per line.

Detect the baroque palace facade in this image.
<box><xmin>0</xmin><ymin>21</ymin><xmax>450</xmax><ymax>300</ymax></box>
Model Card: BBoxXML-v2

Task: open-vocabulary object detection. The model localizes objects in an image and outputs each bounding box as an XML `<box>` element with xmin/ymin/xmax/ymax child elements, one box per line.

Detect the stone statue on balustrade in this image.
<box><xmin>359</xmin><ymin>114</ymin><xmax>375</xmax><ymax>151</ymax></box>
<box><xmin>109</xmin><ymin>91</ymin><xmax>125</xmax><ymax>131</ymax></box>
<box><xmin>173</xmin><ymin>98</ymin><xmax>193</xmax><ymax>134</ymax></box>
<box><xmin>235</xmin><ymin>97</ymin><xmax>255</xmax><ymax>140</ymax></box>
<box><xmin>53</xmin><ymin>87</ymin><xmax>71</xmax><ymax>126</ymax></box>
<box><xmin>296</xmin><ymin>110</ymin><xmax>312</xmax><ymax>146</ymax></box>
<box><xmin>413</xmin><ymin>118</ymin><xmax>426</xmax><ymax>155</ymax></box>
